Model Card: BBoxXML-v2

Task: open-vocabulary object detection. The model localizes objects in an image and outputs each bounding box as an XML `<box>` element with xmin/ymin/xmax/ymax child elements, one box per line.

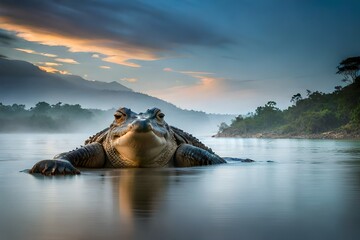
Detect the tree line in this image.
<box><xmin>218</xmin><ymin>56</ymin><xmax>360</xmax><ymax>137</ymax></box>
<box><xmin>0</xmin><ymin>102</ymin><xmax>94</xmax><ymax>132</ymax></box>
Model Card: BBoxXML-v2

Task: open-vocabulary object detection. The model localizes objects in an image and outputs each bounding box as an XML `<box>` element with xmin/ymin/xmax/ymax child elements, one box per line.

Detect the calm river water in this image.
<box><xmin>0</xmin><ymin>134</ymin><xmax>359</xmax><ymax>240</ymax></box>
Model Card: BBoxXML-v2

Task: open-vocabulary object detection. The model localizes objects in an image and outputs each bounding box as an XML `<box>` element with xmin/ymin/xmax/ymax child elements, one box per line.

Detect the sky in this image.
<box><xmin>0</xmin><ymin>0</ymin><xmax>359</xmax><ymax>114</ymax></box>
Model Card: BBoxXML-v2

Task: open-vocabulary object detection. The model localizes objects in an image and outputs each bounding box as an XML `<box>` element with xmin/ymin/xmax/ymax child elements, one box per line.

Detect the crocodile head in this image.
<box><xmin>105</xmin><ymin>107</ymin><xmax>177</xmax><ymax>167</ymax></box>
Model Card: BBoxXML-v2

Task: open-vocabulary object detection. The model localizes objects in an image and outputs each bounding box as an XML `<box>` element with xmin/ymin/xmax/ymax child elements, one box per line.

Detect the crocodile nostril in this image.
<box><xmin>132</xmin><ymin>119</ymin><xmax>152</xmax><ymax>132</ymax></box>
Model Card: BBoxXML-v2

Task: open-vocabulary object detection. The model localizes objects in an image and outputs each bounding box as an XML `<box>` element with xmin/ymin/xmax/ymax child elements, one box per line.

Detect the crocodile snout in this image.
<box><xmin>131</xmin><ymin>119</ymin><xmax>153</xmax><ymax>132</ymax></box>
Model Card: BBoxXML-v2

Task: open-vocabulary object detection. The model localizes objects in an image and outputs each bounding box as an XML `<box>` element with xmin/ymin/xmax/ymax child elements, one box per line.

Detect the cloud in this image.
<box><xmin>14</xmin><ymin>48</ymin><xmax>34</xmax><ymax>54</ymax></box>
<box><xmin>2</xmin><ymin>20</ymin><xmax>154</xmax><ymax>67</ymax></box>
<box><xmin>164</xmin><ymin>67</ymin><xmax>257</xmax><ymax>93</ymax></box>
<box><xmin>163</xmin><ymin>68</ymin><xmax>213</xmax><ymax>76</ymax></box>
<box><xmin>121</xmin><ymin>78</ymin><xmax>138</xmax><ymax>83</ymax></box>
<box><xmin>0</xmin><ymin>0</ymin><xmax>231</xmax><ymax>67</ymax></box>
<box><xmin>180</xmin><ymin>71</ymin><xmax>213</xmax><ymax>75</ymax></box>
<box><xmin>37</xmin><ymin>65</ymin><xmax>69</xmax><ymax>75</ymax></box>
<box><xmin>150</xmin><ymin>67</ymin><xmax>259</xmax><ymax>113</ymax></box>
<box><xmin>37</xmin><ymin>62</ymin><xmax>62</xmax><ymax>66</ymax></box>
<box><xmin>0</xmin><ymin>30</ymin><xmax>15</xmax><ymax>44</ymax></box>
<box><xmin>92</xmin><ymin>54</ymin><xmax>100</xmax><ymax>58</ymax></box>
<box><xmin>163</xmin><ymin>68</ymin><xmax>173</xmax><ymax>72</ymax></box>
<box><xmin>148</xmin><ymin>76</ymin><xmax>259</xmax><ymax>113</ymax></box>
<box><xmin>41</xmin><ymin>53</ymin><xmax>57</xmax><ymax>58</ymax></box>
<box><xmin>15</xmin><ymin>48</ymin><xmax>57</xmax><ymax>57</ymax></box>
<box><xmin>55</xmin><ymin>58</ymin><xmax>79</xmax><ymax>64</ymax></box>
<box><xmin>99</xmin><ymin>65</ymin><xmax>111</xmax><ymax>69</ymax></box>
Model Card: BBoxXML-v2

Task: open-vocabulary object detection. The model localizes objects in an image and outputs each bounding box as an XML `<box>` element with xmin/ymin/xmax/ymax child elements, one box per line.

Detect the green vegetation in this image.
<box><xmin>0</xmin><ymin>102</ymin><xmax>95</xmax><ymax>132</ymax></box>
<box><xmin>218</xmin><ymin>57</ymin><xmax>360</xmax><ymax>138</ymax></box>
<box><xmin>336</xmin><ymin>56</ymin><xmax>360</xmax><ymax>84</ymax></box>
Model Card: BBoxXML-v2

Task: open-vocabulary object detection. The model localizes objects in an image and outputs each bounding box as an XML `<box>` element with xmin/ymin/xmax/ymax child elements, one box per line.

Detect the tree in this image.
<box><xmin>265</xmin><ymin>101</ymin><xmax>277</xmax><ymax>108</ymax></box>
<box><xmin>336</xmin><ymin>56</ymin><xmax>360</xmax><ymax>84</ymax></box>
<box><xmin>51</xmin><ymin>102</ymin><xmax>62</xmax><ymax>110</ymax></box>
<box><xmin>218</xmin><ymin>122</ymin><xmax>229</xmax><ymax>133</ymax></box>
<box><xmin>306</xmin><ymin>89</ymin><xmax>312</xmax><ymax>97</ymax></box>
<box><xmin>253</xmin><ymin>101</ymin><xmax>284</xmax><ymax>129</ymax></box>
<box><xmin>308</xmin><ymin>91</ymin><xmax>324</xmax><ymax>101</ymax></box>
<box><xmin>32</xmin><ymin>102</ymin><xmax>51</xmax><ymax>115</ymax></box>
<box><xmin>334</xmin><ymin>86</ymin><xmax>342</xmax><ymax>92</ymax></box>
<box><xmin>290</xmin><ymin>93</ymin><xmax>302</xmax><ymax>104</ymax></box>
<box><xmin>255</xmin><ymin>101</ymin><xmax>279</xmax><ymax>115</ymax></box>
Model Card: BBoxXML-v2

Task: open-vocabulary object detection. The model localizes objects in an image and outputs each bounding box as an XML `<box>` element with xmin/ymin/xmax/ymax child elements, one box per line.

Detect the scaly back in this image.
<box><xmin>170</xmin><ymin>126</ymin><xmax>215</xmax><ymax>154</ymax></box>
<box><xmin>85</xmin><ymin>127</ymin><xmax>109</xmax><ymax>145</ymax></box>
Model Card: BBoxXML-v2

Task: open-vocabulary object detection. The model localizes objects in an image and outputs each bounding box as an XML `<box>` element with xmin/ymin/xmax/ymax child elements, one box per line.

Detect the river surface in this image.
<box><xmin>0</xmin><ymin>134</ymin><xmax>359</xmax><ymax>240</ymax></box>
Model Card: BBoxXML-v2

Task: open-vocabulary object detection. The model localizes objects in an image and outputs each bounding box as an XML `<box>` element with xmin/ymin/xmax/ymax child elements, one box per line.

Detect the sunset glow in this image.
<box><xmin>38</xmin><ymin>65</ymin><xmax>69</xmax><ymax>75</ymax></box>
<box><xmin>55</xmin><ymin>58</ymin><xmax>79</xmax><ymax>64</ymax></box>
<box><xmin>0</xmin><ymin>18</ymin><xmax>157</xmax><ymax>68</ymax></box>
<box><xmin>15</xmin><ymin>48</ymin><xmax>57</xmax><ymax>57</ymax></box>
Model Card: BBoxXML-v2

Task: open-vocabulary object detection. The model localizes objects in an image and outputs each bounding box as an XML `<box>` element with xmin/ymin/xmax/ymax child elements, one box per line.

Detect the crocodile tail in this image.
<box><xmin>170</xmin><ymin>126</ymin><xmax>215</xmax><ymax>154</ymax></box>
<box><xmin>84</xmin><ymin>127</ymin><xmax>109</xmax><ymax>145</ymax></box>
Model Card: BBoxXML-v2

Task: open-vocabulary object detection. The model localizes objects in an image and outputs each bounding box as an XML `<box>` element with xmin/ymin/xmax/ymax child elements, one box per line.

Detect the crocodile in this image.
<box><xmin>29</xmin><ymin>107</ymin><xmax>229</xmax><ymax>175</ymax></box>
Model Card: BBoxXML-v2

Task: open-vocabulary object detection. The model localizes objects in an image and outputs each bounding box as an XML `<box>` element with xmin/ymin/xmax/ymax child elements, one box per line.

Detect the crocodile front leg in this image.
<box><xmin>174</xmin><ymin>144</ymin><xmax>226</xmax><ymax>167</ymax></box>
<box><xmin>29</xmin><ymin>159</ymin><xmax>80</xmax><ymax>175</ymax></box>
<box><xmin>29</xmin><ymin>142</ymin><xmax>106</xmax><ymax>175</ymax></box>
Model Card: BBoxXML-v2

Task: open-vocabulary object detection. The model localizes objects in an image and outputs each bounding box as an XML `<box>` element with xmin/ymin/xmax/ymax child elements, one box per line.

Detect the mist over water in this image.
<box><xmin>45</xmin><ymin>110</ymin><xmax>230</xmax><ymax>137</ymax></box>
<box><xmin>0</xmin><ymin>134</ymin><xmax>360</xmax><ymax>240</ymax></box>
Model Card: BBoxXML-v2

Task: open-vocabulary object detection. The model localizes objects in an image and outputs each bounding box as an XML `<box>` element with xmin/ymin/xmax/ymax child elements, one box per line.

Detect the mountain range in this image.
<box><xmin>0</xmin><ymin>57</ymin><xmax>233</xmax><ymax>134</ymax></box>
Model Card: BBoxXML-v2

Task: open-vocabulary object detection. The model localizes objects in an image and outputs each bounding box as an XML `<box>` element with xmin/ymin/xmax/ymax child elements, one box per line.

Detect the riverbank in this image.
<box><xmin>213</xmin><ymin>128</ymin><xmax>360</xmax><ymax>140</ymax></box>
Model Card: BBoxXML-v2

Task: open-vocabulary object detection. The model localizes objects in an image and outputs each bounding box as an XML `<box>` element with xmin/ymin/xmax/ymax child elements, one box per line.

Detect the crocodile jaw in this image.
<box><xmin>112</xmin><ymin>130</ymin><xmax>174</xmax><ymax>167</ymax></box>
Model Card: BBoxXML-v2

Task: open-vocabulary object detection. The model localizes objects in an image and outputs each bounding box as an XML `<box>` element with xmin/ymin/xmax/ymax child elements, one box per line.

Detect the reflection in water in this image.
<box><xmin>108</xmin><ymin>169</ymin><xmax>199</xmax><ymax>215</ymax></box>
<box><xmin>109</xmin><ymin>169</ymin><xmax>170</xmax><ymax>237</ymax></box>
<box><xmin>102</xmin><ymin>168</ymin><xmax>206</xmax><ymax>239</ymax></box>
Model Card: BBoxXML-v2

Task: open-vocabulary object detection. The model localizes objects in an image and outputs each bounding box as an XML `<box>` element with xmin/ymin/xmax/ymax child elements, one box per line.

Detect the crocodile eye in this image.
<box><xmin>157</xmin><ymin>112</ymin><xmax>165</xmax><ymax>120</ymax></box>
<box><xmin>114</xmin><ymin>112</ymin><xmax>126</xmax><ymax>123</ymax></box>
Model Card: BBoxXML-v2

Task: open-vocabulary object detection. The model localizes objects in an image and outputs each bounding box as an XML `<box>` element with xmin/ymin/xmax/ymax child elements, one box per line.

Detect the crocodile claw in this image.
<box><xmin>29</xmin><ymin>159</ymin><xmax>80</xmax><ymax>175</ymax></box>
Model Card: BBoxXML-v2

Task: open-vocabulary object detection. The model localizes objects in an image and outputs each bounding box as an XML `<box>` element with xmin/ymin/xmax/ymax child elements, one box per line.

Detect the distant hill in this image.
<box><xmin>0</xmin><ymin>57</ymin><xmax>133</xmax><ymax>107</ymax></box>
<box><xmin>60</xmin><ymin>74</ymin><xmax>133</xmax><ymax>92</ymax></box>
<box><xmin>0</xmin><ymin>57</ymin><xmax>234</xmax><ymax>135</ymax></box>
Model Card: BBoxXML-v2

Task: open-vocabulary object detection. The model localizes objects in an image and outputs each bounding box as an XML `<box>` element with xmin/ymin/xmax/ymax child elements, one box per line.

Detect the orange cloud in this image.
<box><xmin>38</xmin><ymin>66</ymin><xmax>57</xmax><ymax>73</ymax></box>
<box><xmin>148</xmin><ymin>75</ymin><xmax>256</xmax><ymax>113</ymax></box>
<box><xmin>15</xmin><ymin>48</ymin><xmax>57</xmax><ymax>57</ymax></box>
<box><xmin>180</xmin><ymin>71</ymin><xmax>213</xmax><ymax>75</ymax></box>
<box><xmin>150</xmin><ymin>68</ymin><xmax>256</xmax><ymax>112</ymax></box>
<box><xmin>55</xmin><ymin>58</ymin><xmax>79</xmax><ymax>64</ymax></box>
<box><xmin>38</xmin><ymin>65</ymin><xmax>69</xmax><ymax>74</ymax></box>
<box><xmin>154</xmin><ymin>68</ymin><xmax>225</xmax><ymax>99</ymax></box>
<box><xmin>37</xmin><ymin>62</ymin><xmax>62</xmax><ymax>66</ymax></box>
<box><xmin>41</xmin><ymin>53</ymin><xmax>57</xmax><ymax>58</ymax></box>
<box><xmin>121</xmin><ymin>78</ymin><xmax>138</xmax><ymax>83</ymax></box>
<box><xmin>1</xmin><ymin>17</ymin><xmax>157</xmax><ymax>67</ymax></box>
<box><xmin>100</xmin><ymin>65</ymin><xmax>111</xmax><ymax>69</ymax></box>
<box><xmin>15</xmin><ymin>48</ymin><xmax>34</xmax><ymax>54</ymax></box>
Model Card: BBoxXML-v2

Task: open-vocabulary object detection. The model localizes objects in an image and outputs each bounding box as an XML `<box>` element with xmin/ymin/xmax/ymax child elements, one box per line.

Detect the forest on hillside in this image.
<box><xmin>217</xmin><ymin>57</ymin><xmax>360</xmax><ymax>139</ymax></box>
<box><xmin>0</xmin><ymin>102</ymin><xmax>108</xmax><ymax>132</ymax></box>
